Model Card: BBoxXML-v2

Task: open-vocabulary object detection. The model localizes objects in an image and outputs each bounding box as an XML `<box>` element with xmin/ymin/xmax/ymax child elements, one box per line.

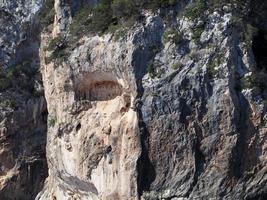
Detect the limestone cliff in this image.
<box><xmin>0</xmin><ymin>0</ymin><xmax>47</xmax><ymax>199</ymax></box>
<box><xmin>1</xmin><ymin>0</ymin><xmax>267</xmax><ymax>200</ymax></box>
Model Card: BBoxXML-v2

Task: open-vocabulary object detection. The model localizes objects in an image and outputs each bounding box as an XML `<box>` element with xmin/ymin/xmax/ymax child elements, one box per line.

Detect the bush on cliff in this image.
<box><xmin>70</xmin><ymin>0</ymin><xmax>180</xmax><ymax>37</ymax></box>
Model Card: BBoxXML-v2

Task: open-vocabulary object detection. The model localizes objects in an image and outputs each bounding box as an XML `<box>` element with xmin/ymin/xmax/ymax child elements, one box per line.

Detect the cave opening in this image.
<box><xmin>249</xmin><ymin>29</ymin><xmax>267</xmax><ymax>94</ymax></box>
<box><xmin>74</xmin><ymin>72</ymin><xmax>123</xmax><ymax>102</ymax></box>
<box><xmin>252</xmin><ymin>29</ymin><xmax>267</xmax><ymax>71</ymax></box>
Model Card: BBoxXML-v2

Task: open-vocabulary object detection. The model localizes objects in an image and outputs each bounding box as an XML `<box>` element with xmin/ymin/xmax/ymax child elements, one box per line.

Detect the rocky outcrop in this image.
<box><xmin>0</xmin><ymin>0</ymin><xmax>48</xmax><ymax>199</ymax></box>
<box><xmin>38</xmin><ymin>30</ymin><xmax>143</xmax><ymax>200</ymax></box>
<box><xmin>1</xmin><ymin>0</ymin><xmax>267</xmax><ymax>199</ymax></box>
<box><xmin>38</xmin><ymin>0</ymin><xmax>267</xmax><ymax>199</ymax></box>
<box><xmin>0</xmin><ymin>0</ymin><xmax>42</xmax><ymax>67</ymax></box>
<box><xmin>0</xmin><ymin>96</ymin><xmax>47</xmax><ymax>200</ymax></box>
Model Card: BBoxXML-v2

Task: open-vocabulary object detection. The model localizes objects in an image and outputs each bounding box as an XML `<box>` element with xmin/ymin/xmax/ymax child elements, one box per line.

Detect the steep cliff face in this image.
<box><xmin>0</xmin><ymin>1</ymin><xmax>48</xmax><ymax>199</ymax></box>
<box><xmin>36</xmin><ymin>0</ymin><xmax>267</xmax><ymax>200</ymax></box>
<box><xmin>1</xmin><ymin>0</ymin><xmax>267</xmax><ymax>199</ymax></box>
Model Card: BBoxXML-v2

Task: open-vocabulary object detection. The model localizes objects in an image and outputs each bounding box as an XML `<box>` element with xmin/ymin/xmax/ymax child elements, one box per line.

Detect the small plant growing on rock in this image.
<box><xmin>48</xmin><ymin>116</ymin><xmax>57</xmax><ymax>127</ymax></box>
<box><xmin>0</xmin><ymin>60</ymin><xmax>39</xmax><ymax>93</ymax></box>
<box><xmin>38</xmin><ymin>0</ymin><xmax>55</xmax><ymax>26</ymax></box>
<box><xmin>191</xmin><ymin>24</ymin><xmax>205</xmax><ymax>43</ymax></box>
<box><xmin>172</xmin><ymin>62</ymin><xmax>183</xmax><ymax>70</ymax></box>
<box><xmin>189</xmin><ymin>50</ymin><xmax>200</xmax><ymax>61</ymax></box>
<box><xmin>241</xmin><ymin>74</ymin><xmax>259</xmax><ymax>89</ymax></box>
<box><xmin>207</xmin><ymin>60</ymin><xmax>218</xmax><ymax>77</ymax></box>
<box><xmin>147</xmin><ymin>61</ymin><xmax>164</xmax><ymax>78</ymax></box>
<box><xmin>184</xmin><ymin>0</ymin><xmax>206</xmax><ymax>20</ymax></box>
<box><xmin>46</xmin><ymin>35</ymin><xmax>68</xmax><ymax>63</ymax></box>
<box><xmin>69</xmin><ymin>5</ymin><xmax>93</xmax><ymax>38</ymax></box>
<box><xmin>108</xmin><ymin>24</ymin><xmax>128</xmax><ymax>41</ymax></box>
<box><xmin>163</xmin><ymin>28</ymin><xmax>183</xmax><ymax>44</ymax></box>
<box><xmin>0</xmin><ymin>98</ymin><xmax>18</xmax><ymax>109</ymax></box>
<box><xmin>47</xmin><ymin>35</ymin><xmax>66</xmax><ymax>51</ymax></box>
<box><xmin>147</xmin><ymin>62</ymin><xmax>155</xmax><ymax>78</ymax></box>
<box><xmin>90</xmin><ymin>0</ymin><xmax>114</xmax><ymax>33</ymax></box>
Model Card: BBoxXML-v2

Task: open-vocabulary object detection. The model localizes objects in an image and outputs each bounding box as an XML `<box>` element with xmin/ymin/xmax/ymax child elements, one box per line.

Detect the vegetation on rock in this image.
<box><xmin>46</xmin><ymin>35</ymin><xmax>68</xmax><ymax>63</ymax></box>
<box><xmin>38</xmin><ymin>0</ymin><xmax>55</xmax><ymax>26</ymax></box>
<box><xmin>70</xmin><ymin>0</ymin><xmax>180</xmax><ymax>38</ymax></box>
<box><xmin>0</xmin><ymin>61</ymin><xmax>40</xmax><ymax>94</ymax></box>
<box><xmin>163</xmin><ymin>28</ymin><xmax>183</xmax><ymax>44</ymax></box>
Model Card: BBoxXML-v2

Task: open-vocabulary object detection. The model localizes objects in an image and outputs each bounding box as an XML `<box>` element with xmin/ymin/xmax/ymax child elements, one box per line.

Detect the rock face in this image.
<box><xmin>38</xmin><ymin>31</ymin><xmax>143</xmax><ymax>200</ymax></box>
<box><xmin>0</xmin><ymin>96</ymin><xmax>47</xmax><ymax>200</ymax></box>
<box><xmin>1</xmin><ymin>0</ymin><xmax>267</xmax><ymax>199</ymax></box>
<box><xmin>0</xmin><ymin>0</ymin><xmax>48</xmax><ymax>199</ymax></box>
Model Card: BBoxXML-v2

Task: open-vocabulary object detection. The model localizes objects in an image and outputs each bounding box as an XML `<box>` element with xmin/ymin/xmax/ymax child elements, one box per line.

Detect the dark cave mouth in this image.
<box><xmin>252</xmin><ymin>29</ymin><xmax>267</xmax><ymax>71</ymax></box>
<box><xmin>74</xmin><ymin>72</ymin><xmax>123</xmax><ymax>101</ymax></box>
<box><xmin>245</xmin><ymin>28</ymin><xmax>267</xmax><ymax>94</ymax></box>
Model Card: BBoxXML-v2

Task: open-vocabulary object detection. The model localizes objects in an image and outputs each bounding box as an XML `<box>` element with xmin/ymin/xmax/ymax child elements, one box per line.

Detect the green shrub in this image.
<box><xmin>0</xmin><ymin>99</ymin><xmax>18</xmax><ymax>109</ymax></box>
<box><xmin>207</xmin><ymin>51</ymin><xmax>225</xmax><ymax>77</ymax></box>
<box><xmin>69</xmin><ymin>0</ymin><xmax>179</xmax><ymax>39</ymax></box>
<box><xmin>207</xmin><ymin>60</ymin><xmax>217</xmax><ymax>77</ymax></box>
<box><xmin>108</xmin><ymin>24</ymin><xmax>121</xmax><ymax>34</ymax></box>
<box><xmin>47</xmin><ymin>35</ymin><xmax>68</xmax><ymax>63</ymax></box>
<box><xmin>146</xmin><ymin>0</ymin><xmax>177</xmax><ymax>9</ymax></box>
<box><xmin>108</xmin><ymin>24</ymin><xmax>128</xmax><ymax>41</ymax></box>
<box><xmin>38</xmin><ymin>0</ymin><xmax>55</xmax><ymax>26</ymax></box>
<box><xmin>147</xmin><ymin>61</ymin><xmax>163</xmax><ymax>78</ymax></box>
<box><xmin>192</xmin><ymin>24</ymin><xmax>205</xmax><ymax>43</ymax></box>
<box><xmin>112</xmin><ymin>0</ymin><xmax>139</xmax><ymax>20</ymax></box>
<box><xmin>0</xmin><ymin>60</ymin><xmax>39</xmax><ymax>93</ymax></box>
<box><xmin>184</xmin><ymin>0</ymin><xmax>206</xmax><ymax>20</ymax></box>
<box><xmin>189</xmin><ymin>50</ymin><xmax>200</xmax><ymax>61</ymax></box>
<box><xmin>90</xmin><ymin>0</ymin><xmax>114</xmax><ymax>33</ymax></box>
<box><xmin>147</xmin><ymin>62</ymin><xmax>155</xmax><ymax>78</ymax></box>
<box><xmin>48</xmin><ymin>50</ymin><xmax>68</xmax><ymax>63</ymax></box>
<box><xmin>163</xmin><ymin>28</ymin><xmax>183</xmax><ymax>44</ymax></box>
<box><xmin>69</xmin><ymin>6</ymin><xmax>93</xmax><ymax>37</ymax></box>
<box><xmin>114</xmin><ymin>27</ymin><xmax>128</xmax><ymax>41</ymax></box>
<box><xmin>47</xmin><ymin>35</ymin><xmax>66</xmax><ymax>51</ymax></box>
<box><xmin>6</xmin><ymin>60</ymin><xmax>37</xmax><ymax>78</ymax></box>
<box><xmin>48</xmin><ymin>116</ymin><xmax>57</xmax><ymax>127</ymax></box>
<box><xmin>0</xmin><ymin>77</ymin><xmax>12</xmax><ymax>91</ymax></box>
<box><xmin>172</xmin><ymin>62</ymin><xmax>183</xmax><ymax>70</ymax></box>
<box><xmin>241</xmin><ymin>74</ymin><xmax>259</xmax><ymax>89</ymax></box>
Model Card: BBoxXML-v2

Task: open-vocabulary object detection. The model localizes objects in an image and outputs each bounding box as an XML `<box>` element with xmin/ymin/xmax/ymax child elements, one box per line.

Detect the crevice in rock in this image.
<box><xmin>76</xmin><ymin>123</ymin><xmax>81</xmax><ymax>132</ymax></box>
<box><xmin>185</xmin><ymin>137</ymin><xmax>206</xmax><ymax>198</ymax></box>
<box><xmin>230</xmin><ymin>52</ymin><xmax>260</xmax><ymax>182</ymax></box>
<box><xmin>230</xmin><ymin>18</ymin><xmax>267</xmax><ymax>183</ymax></box>
<box><xmin>229</xmin><ymin>93</ymin><xmax>250</xmax><ymax>178</ymax></box>
<box><xmin>134</xmin><ymin>51</ymin><xmax>160</xmax><ymax>197</ymax></box>
<box><xmin>136</xmin><ymin>111</ymin><xmax>156</xmax><ymax>197</ymax></box>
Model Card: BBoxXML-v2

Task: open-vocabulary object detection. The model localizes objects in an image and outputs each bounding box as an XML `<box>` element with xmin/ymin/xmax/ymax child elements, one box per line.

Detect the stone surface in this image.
<box><xmin>0</xmin><ymin>0</ymin><xmax>47</xmax><ymax>199</ymax></box>
<box><xmin>1</xmin><ymin>0</ymin><xmax>267</xmax><ymax>200</ymax></box>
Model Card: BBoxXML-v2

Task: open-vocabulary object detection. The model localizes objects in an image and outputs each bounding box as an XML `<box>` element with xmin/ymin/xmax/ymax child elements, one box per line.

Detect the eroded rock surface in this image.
<box><xmin>0</xmin><ymin>0</ymin><xmax>48</xmax><ymax>199</ymax></box>
<box><xmin>1</xmin><ymin>0</ymin><xmax>267</xmax><ymax>200</ymax></box>
<box><xmin>38</xmin><ymin>0</ymin><xmax>267</xmax><ymax>199</ymax></box>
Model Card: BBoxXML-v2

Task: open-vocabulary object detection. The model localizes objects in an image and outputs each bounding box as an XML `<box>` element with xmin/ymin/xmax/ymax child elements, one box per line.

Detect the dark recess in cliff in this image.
<box><xmin>252</xmin><ymin>29</ymin><xmax>267</xmax><ymax>71</ymax></box>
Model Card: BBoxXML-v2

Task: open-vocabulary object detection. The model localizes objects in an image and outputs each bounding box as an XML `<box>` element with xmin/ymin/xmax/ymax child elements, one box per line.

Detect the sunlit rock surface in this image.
<box><xmin>0</xmin><ymin>0</ymin><xmax>267</xmax><ymax>199</ymax></box>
